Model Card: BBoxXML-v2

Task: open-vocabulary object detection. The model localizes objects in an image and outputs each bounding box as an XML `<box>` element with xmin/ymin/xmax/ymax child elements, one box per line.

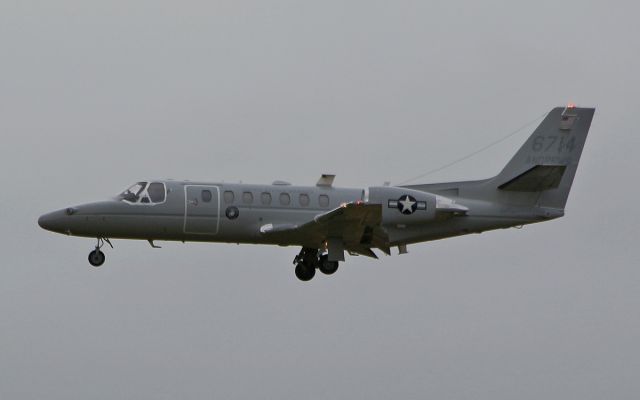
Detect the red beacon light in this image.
<box><xmin>560</xmin><ymin>103</ymin><xmax>578</xmax><ymax>130</ymax></box>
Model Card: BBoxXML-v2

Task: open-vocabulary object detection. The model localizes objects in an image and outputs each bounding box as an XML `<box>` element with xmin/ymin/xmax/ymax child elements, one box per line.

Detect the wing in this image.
<box><xmin>260</xmin><ymin>202</ymin><xmax>389</xmax><ymax>256</ymax></box>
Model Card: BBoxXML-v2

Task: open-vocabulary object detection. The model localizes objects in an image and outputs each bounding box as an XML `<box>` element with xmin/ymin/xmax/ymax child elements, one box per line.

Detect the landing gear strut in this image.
<box><xmin>293</xmin><ymin>248</ymin><xmax>339</xmax><ymax>281</ymax></box>
<box><xmin>88</xmin><ymin>237</ymin><xmax>112</xmax><ymax>267</ymax></box>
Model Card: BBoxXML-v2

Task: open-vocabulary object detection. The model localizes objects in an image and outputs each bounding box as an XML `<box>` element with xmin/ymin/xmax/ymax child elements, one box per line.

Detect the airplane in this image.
<box><xmin>38</xmin><ymin>105</ymin><xmax>594</xmax><ymax>281</ymax></box>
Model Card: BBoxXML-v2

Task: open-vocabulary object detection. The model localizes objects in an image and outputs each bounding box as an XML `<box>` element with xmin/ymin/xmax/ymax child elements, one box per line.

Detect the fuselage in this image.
<box><xmin>38</xmin><ymin>179</ymin><xmax>552</xmax><ymax>250</ymax></box>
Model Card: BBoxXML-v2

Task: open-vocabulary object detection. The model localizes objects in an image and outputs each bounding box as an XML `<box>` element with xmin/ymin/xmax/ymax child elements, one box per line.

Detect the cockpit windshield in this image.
<box><xmin>118</xmin><ymin>182</ymin><xmax>166</xmax><ymax>204</ymax></box>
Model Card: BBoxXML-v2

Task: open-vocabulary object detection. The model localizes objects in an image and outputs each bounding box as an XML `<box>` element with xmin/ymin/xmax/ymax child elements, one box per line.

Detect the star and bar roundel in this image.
<box><xmin>388</xmin><ymin>195</ymin><xmax>427</xmax><ymax>215</ymax></box>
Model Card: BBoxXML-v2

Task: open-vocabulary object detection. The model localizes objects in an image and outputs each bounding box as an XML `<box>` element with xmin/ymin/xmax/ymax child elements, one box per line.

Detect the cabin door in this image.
<box><xmin>184</xmin><ymin>185</ymin><xmax>220</xmax><ymax>235</ymax></box>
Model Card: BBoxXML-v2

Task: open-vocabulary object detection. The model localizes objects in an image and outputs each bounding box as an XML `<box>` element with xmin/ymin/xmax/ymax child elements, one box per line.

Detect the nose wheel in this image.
<box><xmin>88</xmin><ymin>237</ymin><xmax>112</xmax><ymax>267</ymax></box>
<box><xmin>88</xmin><ymin>249</ymin><xmax>105</xmax><ymax>267</ymax></box>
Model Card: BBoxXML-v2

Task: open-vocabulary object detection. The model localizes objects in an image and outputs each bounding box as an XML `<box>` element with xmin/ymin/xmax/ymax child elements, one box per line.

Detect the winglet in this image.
<box><xmin>316</xmin><ymin>174</ymin><xmax>336</xmax><ymax>187</ymax></box>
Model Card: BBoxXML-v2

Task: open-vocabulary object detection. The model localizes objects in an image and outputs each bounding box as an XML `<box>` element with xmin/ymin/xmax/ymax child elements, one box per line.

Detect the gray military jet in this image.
<box><xmin>39</xmin><ymin>105</ymin><xmax>594</xmax><ymax>281</ymax></box>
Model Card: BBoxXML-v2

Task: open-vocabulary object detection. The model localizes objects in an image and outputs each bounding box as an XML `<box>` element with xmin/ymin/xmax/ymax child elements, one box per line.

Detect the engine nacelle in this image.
<box><xmin>368</xmin><ymin>186</ymin><xmax>438</xmax><ymax>225</ymax></box>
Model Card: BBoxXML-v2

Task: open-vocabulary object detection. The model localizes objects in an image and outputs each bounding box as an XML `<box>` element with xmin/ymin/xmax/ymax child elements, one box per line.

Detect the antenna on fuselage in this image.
<box><xmin>316</xmin><ymin>174</ymin><xmax>336</xmax><ymax>187</ymax></box>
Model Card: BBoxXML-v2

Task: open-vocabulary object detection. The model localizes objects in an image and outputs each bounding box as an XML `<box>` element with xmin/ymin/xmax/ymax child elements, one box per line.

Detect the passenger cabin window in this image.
<box><xmin>299</xmin><ymin>193</ymin><xmax>310</xmax><ymax>207</ymax></box>
<box><xmin>202</xmin><ymin>190</ymin><xmax>212</xmax><ymax>203</ymax></box>
<box><xmin>118</xmin><ymin>182</ymin><xmax>166</xmax><ymax>205</ymax></box>
<box><xmin>319</xmin><ymin>194</ymin><xmax>330</xmax><ymax>208</ymax></box>
<box><xmin>223</xmin><ymin>191</ymin><xmax>235</xmax><ymax>204</ymax></box>
<box><xmin>242</xmin><ymin>192</ymin><xmax>254</xmax><ymax>204</ymax></box>
<box><xmin>261</xmin><ymin>192</ymin><xmax>272</xmax><ymax>205</ymax></box>
<box><xmin>279</xmin><ymin>192</ymin><xmax>291</xmax><ymax>206</ymax></box>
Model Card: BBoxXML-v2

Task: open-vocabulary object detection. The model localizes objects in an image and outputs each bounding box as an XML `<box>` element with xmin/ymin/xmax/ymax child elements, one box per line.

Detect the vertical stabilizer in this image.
<box><xmin>488</xmin><ymin>106</ymin><xmax>595</xmax><ymax>209</ymax></box>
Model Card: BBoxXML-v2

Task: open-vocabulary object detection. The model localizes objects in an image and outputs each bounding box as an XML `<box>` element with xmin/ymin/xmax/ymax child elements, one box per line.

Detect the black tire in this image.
<box><xmin>295</xmin><ymin>263</ymin><xmax>315</xmax><ymax>281</ymax></box>
<box><xmin>88</xmin><ymin>250</ymin><xmax>105</xmax><ymax>267</ymax></box>
<box><xmin>319</xmin><ymin>259</ymin><xmax>339</xmax><ymax>275</ymax></box>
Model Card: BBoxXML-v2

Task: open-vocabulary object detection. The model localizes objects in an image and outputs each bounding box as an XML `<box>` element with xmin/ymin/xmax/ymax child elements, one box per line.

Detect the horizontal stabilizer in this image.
<box><xmin>498</xmin><ymin>165</ymin><xmax>567</xmax><ymax>192</ymax></box>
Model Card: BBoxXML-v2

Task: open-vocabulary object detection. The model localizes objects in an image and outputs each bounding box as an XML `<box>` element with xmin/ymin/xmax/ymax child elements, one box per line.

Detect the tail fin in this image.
<box><xmin>488</xmin><ymin>105</ymin><xmax>595</xmax><ymax>209</ymax></box>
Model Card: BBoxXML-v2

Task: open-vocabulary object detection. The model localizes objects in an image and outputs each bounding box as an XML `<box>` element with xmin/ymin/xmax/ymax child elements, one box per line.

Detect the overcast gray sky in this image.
<box><xmin>1</xmin><ymin>1</ymin><xmax>639</xmax><ymax>399</ymax></box>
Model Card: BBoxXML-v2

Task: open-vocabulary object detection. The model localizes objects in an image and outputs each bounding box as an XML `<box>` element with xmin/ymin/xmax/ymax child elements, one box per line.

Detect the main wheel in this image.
<box><xmin>295</xmin><ymin>263</ymin><xmax>315</xmax><ymax>281</ymax></box>
<box><xmin>319</xmin><ymin>258</ymin><xmax>339</xmax><ymax>275</ymax></box>
<box><xmin>88</xmin><ymin>249</ymin><xmax>105</xmax><ymax>267</ymax></box>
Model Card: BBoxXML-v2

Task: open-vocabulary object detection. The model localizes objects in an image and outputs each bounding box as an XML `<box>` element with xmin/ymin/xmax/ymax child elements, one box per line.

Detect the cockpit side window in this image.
<box><xmin>118</xmin><ymin>182</ymin><xmax>166</xmax><ymax>205</ymax></box>
<box><xmin>148</xmin><ymin>182</ymin><xmax>166</xmax><ymax>203</ymax></box>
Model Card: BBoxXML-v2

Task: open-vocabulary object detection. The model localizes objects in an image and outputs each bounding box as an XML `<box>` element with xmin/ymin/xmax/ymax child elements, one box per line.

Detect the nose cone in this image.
<box><xmin>38</xmin><ymin>209</ymin><xmax>71</xmax><ymax>234</ymax></box>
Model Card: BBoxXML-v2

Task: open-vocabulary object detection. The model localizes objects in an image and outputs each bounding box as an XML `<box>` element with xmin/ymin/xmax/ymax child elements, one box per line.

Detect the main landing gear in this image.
<box><xmin>293</xmin><ymin>247</ymin><xmax>339</xmax><ymax>281</ymax></box>
<box><xmin>88</xmin><ymin>237</ymin><xmax>112</xmax><ymax>267</ymax></box>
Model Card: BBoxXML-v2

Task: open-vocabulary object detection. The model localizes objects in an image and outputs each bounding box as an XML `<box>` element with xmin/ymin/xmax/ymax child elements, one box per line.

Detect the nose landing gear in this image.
<box><xmin>293</xmin><ymin>247</ymin><xmax>340</xmax><ymax>281</ymax></box>
<box><xmin>88</xmin><ymin>238</ymin><xmax>112</xmax><ymax>267</ymax></box>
